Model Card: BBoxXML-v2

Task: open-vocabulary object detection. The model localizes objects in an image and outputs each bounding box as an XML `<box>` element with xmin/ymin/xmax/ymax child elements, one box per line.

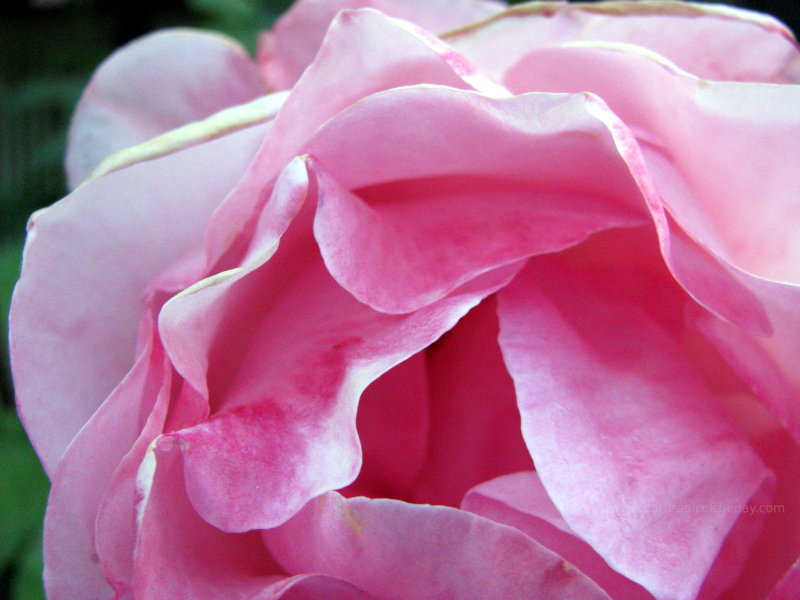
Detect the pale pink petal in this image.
<box><xmin>263</xmin><ymin>491</ymin><xmax>612</xmax><ymax>600</ymax></box>
<box><xmin>9</xmin><ymin>120</ymin><xmax>270</xmax><ymax>475</ymax></box>
<box><xmin>66</xmin><ymin>29</ymin><xmax>266</xmax><ymax>188</ymax></box>
<box><xmin>158</xmin><ymin>158</ymin><xmax>519</xmax><ymax>533</ymax></box>
<box><xmin>257</xmin><ymin>0</ymin><xmax>505</xmax><ymax>90</ymax></box>
<box><xmin>257</xmin><ymin>575</ymin><xmax>377</xmax><ymax>600</ymax></box>
<box><xmin>309</xmin><ymin>87</ymin><xmax>648</xmax><ymax>314</ymax></box>
<box><xmin>94</xmin><ymin>369</ymin><xmax>189</xmax><ymax>598</ymax></box>
<box><xmin>205</xmin><ymin>8</ymin><xmax>507</xmax><ymax>267</ymax></box>
<box><xmin>496</xmin><ymin>256</ymin><xmax>772</xmax><ymax>600</ymax></box>
<box><xmin>133</xmin><ymin>440</ymin><xmax>281</xmax><ymax>600</ymax></box>
<box><xmin>499</xmin><ymin>42</ymin><xmax>800</xmax><ymax>440</ymax></box>
<box><xmin>502</xmin><ymin>43</ymin><xmax>800</xmax><ymax>286</ymax></box>
<box><xmin>339</xmin><ymin>351</ymin><xmax>431</xmax><ymax>501</ymax></box>
<box><xmin>41</xmin><ymin>325</ymin><xmax>165</xmax><ymax>600</ymax></box>
<box><xmin>445</xmin><ymin>1</ymin><xmax>800</xmax><ymax>83</ymax></box>
<box><xmin>410</xmin><ymin>296</ymin><xmax>531</xmax><ymax>508</ymax></box>
<box><xmin>463</xmin><ymin>472</ymin><xmax>656</xmax><ymax>600</ymax></box>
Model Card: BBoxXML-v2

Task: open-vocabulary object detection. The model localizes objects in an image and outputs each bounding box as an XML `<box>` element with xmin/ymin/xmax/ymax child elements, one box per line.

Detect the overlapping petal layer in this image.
<box><xmin>10</xmin><ymin>118</ymin><xmax>273</xmax><ymax>475</ymax></box>
<box><xmin>205</xmin><ymin>8</ymin><xmax>508</xmax><ymax>267</ymax></box>
<box><xmin>66</xmin><ymin>29</ymin><xmax>267</xmax><ymax>188</ymax></box>
<box><xmin>496</xmin><ymin>41</ymin><xmax>800</xmax><ymax>441</ymax></box>
<box><xmin>263</xmin><ymin>491</ymin><xmax>612</xmax><ymax>600</ymax></box>
<box><xmin>445</xmin><ymin>1</ymin><xmax>800</xmax><ymax>84</ymax></box>
<box><xmin>309</xmin><ymin>87</ymin><xmax>648</xmax><ymax>313</ymax></box>
<box><xmin>495</xmin><ymin>254</ymin><xmax>772</xmax><ymax>600</ymax></box>
<box><xmin>257</xmin><ymin>0</ymin><xmax>505</xmax><ymax>90</ymax></box>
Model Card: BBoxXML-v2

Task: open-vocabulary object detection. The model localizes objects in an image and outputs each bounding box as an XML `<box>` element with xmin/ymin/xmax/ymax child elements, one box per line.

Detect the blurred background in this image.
<box><xmin>0</xmin><ymin>0</ymin><xmax>797</xmax><ymax>598</ymax></box>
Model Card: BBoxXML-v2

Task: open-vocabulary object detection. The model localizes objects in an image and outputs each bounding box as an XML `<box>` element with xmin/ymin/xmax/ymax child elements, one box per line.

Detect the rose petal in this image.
<box><xmin>499</xmin><ymin>41</ymin><xmax>800</xmax><ymax>440</ymax></box>
<box><xmin>66</xmin><ymin>29</ymin><xmax>266</xmax><ymax>188</ymax></box>
<box><xmin>496</xmin><ymin>255</ymin><xmax>772</xmax><ymax>600</ymax></box>
<box><xmin>257</xmin><ymin>0</ymin><xmax>505</xmax><ymax>90</ymax></box>
<box><xmin>9</xmin><ymin>119</ymin><xmax>271</xmax><ymax>475</ymax></box>
<box><xmin>258</xmin><ymin>574</ymin><xmax>378</xmax><ymax>600</ymax></box>
<box><xmin>133</xmin><ymin>439</ymin><xmax>280</xmax><ymax>600</ymax></box>
<box><xmin>158</xmin><ymin>158</ymin><xmax>520</xmax><ymax>533</ymax></box>
<box><xmin>503</xmin><ymin>43</ymin><xmax>800</xmax><ymax>285</ymax></box>
<box><xmin>309</xmin><ymin>87</ymin><xmax>648</xmax><ymax>314</ymax></box>
<box><xmin>462</xmin><ymin>471</ymin><xmax>656</xmax><ymax>600</ymax></box>
<box><xmin>339</xmin><ymin>351</ymin><xmax>431</xmax><ymax>501</ymax></box>
<box><xmin>205</xmin><ymin>7</ymin><xmax>507</xmax><ymax>267</ymax></box>
<box><xmin>41</xmin><ymin>324</ymin><xmax>165</xmax><ymax>600</ymax></box>
<box><xmin>445</xmin><ymin>1</ymin><xmax>800</xmax><ymax>83</ymax></box>
<box><xmin>767</xmin><ymin>558</ymin><xmax>800</xmax><ymax>600</ymax></box>
<box><xmin>263</xmin><ymin>491</ymin><xmax>612</xmax><ymax>600</ymax></box>
<box><xmin>410</xmin><ymin>296</ymin><xmax>532</xmax><ymax>507</ymax></box>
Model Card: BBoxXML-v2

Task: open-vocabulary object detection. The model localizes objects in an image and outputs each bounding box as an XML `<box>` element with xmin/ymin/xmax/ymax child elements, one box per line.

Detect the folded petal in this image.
<box><xmin>463</xmin><ymin>472</ymin><xmax>656</xmax><ymax>600</ymax></box>
<box><xmin>445</xmin><ymin>1</ymin><xmax>800</xmax><ymax>83</ymax></box>
<box><xmin>205</xmin><ymin>7</ymin><xmax>508</xmax><ymax>266</ymax></box>
<box><xmin>263</xmin><ymin>491</ymin><xmax>612</xmax><ymax>600</ymax></box>
<box><xmin>498</xmin><ymin>41</ymin><xmax>800</xmax><ymax>440</ymax></box>
<box><xmin>257</xmin><ymin>0</ymin><xmax>505</xmax><ymax>90</ymax></box>
<box><xmin>66</xmin><ymin>29</ymin><xmax>266</xmax><ymax>188</ymax></box>
<box><xmin>257</xmin><ymin>574</ymin><xmax>377</xmax><ymax>600</ymax></box>
<box><xmin>309</xmin><ymin>87</ymin><xmax>648</xmax><ymax>314</ymax></box>
<box><xmin>133</xmin><ymin>439</ymin><xmax>280</xmax><ymax>600</ymax></box>
<box><xmin>42</xmin><ymin>325</ymin><xmax>166</xmax><ymax>600</ymax></box>
<box><xmin>158</xmin><ymin>159</ymin><xmax>518</xmax><ymax>533</ymax></box>
<box><xmin>10</xmin><ymin>118</ymin><xmax>271</xmax><ymax>475</ymax></box>
<box><xmin>496</xmin><ymin>255</ymin><xmax>772</xmax><ymax>600</ymax></box>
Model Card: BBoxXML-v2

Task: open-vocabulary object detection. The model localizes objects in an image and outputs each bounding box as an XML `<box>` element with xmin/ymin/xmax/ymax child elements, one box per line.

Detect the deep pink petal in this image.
<box><xmin>339</xmin><ymin>351</ymin><xmax>431</xmax><ymax>500</ymax></box>
<box><xmin>205</xmin><ymin>7</ymin><xmax>507</xmax><ymax>267</ymax></box>
<box><xmin>445</xmin><ymin>1</ymin><xmax>800</xmax><ymax>83</ymax></box>
<box><xmin>308</xmin><ymin>87</ymin><xmax>647</xmax><ymax>314</ymax></box>
<box><xmin>496</xmin><ymin>255</ymin><xmax>772</xmax><ymax>600</ymax></box>
<box><xmin>257</xmin><ymin>0</ymin><xmax>505</xmax><ymax>90</ymax></box>
<box><xmin>263</xmin><ymin>491</ymin><xmax>612</xmax><ymax>600</ymax></box>
<box><xmin>767</xmin><ymin>558</ymin><xmax>800</xmax><ymax>600</ymax></box>
<box><xmin>41</xmin><ymin>327</ymin><xmax>165</xmax><ymax>600</ymax></box>
<box><xmin>133</xmin><ymin>440</ymin><xmax>280</xmax><ymax>600</ymax></box>
<box><xmin>66</xmin><ymin>29</ymin><xmax>266</xmax><ymax>188</ymax></box>
<box><xmin>463</xmin><ymin>472</ymin><xmax>656</xmax><ymax>600</ymax></box>
<box><xmin>10</xmin><ymin>120</ymin><xmax>270</xmax><ymax>475</ymax></box>
<box><xmin>410</xmin><ymin>296</ymin><xmax>531</xmax><ymax>507</ymax></box>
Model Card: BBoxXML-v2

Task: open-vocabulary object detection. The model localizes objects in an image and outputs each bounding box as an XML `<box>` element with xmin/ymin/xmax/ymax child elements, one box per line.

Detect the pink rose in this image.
<box><xmin>10</xmin><ymin>1</ymin><xmax>800</xmax><ymax>598</ymax></box>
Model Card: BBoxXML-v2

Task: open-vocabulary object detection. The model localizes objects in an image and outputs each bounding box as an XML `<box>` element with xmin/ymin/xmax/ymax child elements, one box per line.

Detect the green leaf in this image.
<box><xmin>0</xmin><ymin>408</ymin><xmax>49</xmax><ymax>570</ymax></box>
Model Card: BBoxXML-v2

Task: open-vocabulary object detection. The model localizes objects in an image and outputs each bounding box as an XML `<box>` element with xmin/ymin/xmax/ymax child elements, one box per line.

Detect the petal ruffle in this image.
<box><xmin>10</xmin><ymin>118</ymin><xmax>272</xmax><ymax>475</ymax></box>
<box><xmin>133</xmin><ymin>439</ymin><xmax>280</xmax><ymax>600</ymax></box>
<box><xmin>158</xmin><ymin>157</ymin><xmax>519</xmax><ymax>533</ymax></box>
<box><xmin>445</xmin><ymin>1</ymin><xmax>800</xmax><ymax>83</ymax></box>
<box><xmin>257</xmin><ymin>0</ymin><xmax>505</xmax><ymax>90</ymax></box>
<box><xmin>462</xmin><ymin>471</ymin><xmax>656</xmax><ymax>600</ymax></box>
<box><xmin>263</xmin><ymin>491</ymin><xmax>612</xmax><ymax>600</ymax></box>
<box><xmin>309</xmin><ymin>87</ymin><xmax>648</xmax><ymax>314</ymax></box>
<box><xmin>66</xmin><ymin>29</ymin><xmax>266</xmax><ymax>188</ymax></box>
<box><xmin>205</xmin><ymin>7</ymin><xmax>508</xmax><ymax>267</ymax></box>
<box><xmin>42</xmin><ymin>323</ymin><xmax>166</xmax><ymax>600</ymax></box>
<box><xmin>495</xmin><ymin>255</ymin><xmax>772</xmax><ymax>600</ymax></box>
<box><xmin>499</xmin><ymin>42</ymin><xmax>800</xmax><ymax>441</ymax></box>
